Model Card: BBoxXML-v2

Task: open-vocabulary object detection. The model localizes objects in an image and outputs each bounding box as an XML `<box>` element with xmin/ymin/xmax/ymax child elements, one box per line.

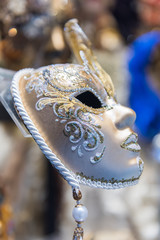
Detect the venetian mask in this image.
<box><xmin>11</xmin><ymin>19</ymin><xmax>143</xmax><ymax>191</ymax></box>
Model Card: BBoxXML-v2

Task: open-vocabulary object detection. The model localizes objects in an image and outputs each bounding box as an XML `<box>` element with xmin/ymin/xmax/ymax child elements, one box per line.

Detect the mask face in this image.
<box><xmin>12</xmin><ymin>19</ymin><xmax>143</xmax><ymax>189</ymax></box>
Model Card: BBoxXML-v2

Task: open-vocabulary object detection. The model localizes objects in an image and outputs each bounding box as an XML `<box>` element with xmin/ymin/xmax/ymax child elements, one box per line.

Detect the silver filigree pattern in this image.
<box><xmin>25</xmin><ymin>67</ymin><xmax>106</xmax><ymax>164</ymax></box>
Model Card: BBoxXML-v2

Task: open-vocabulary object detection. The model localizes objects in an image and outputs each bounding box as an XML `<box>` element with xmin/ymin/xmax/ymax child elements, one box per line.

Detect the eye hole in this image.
<box><xmin>75</xmin><ymin>91</ymin><xmax>102</xmax><ymax>108</ymax></box>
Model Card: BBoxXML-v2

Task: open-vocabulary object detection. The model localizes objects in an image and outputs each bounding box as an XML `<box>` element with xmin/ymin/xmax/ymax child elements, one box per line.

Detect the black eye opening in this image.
<box><xmin>75</xmin><ymin>91</ymin><xmax>102</xmax><ymax>108</ymax></box>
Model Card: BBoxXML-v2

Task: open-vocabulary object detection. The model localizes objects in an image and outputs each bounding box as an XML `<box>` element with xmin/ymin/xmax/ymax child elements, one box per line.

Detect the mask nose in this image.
<box><xmin>114</xmin><ymin>105</ymin><xmax>136</xmax><ymax>130</ymax></box>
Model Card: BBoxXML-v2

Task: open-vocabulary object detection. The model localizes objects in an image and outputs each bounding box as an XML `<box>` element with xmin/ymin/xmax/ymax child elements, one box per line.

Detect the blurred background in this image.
<box><xmin>0</xmin><ymin>0</ymin><xmax>160</xmax><ymax>239</ymax></box>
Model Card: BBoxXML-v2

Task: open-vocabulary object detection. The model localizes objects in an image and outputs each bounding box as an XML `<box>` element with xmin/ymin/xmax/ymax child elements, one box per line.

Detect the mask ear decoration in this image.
<box><xmin>64</xmin><ymin>19</ymin><xmax>115</xmax><ymax>97</ymax></box>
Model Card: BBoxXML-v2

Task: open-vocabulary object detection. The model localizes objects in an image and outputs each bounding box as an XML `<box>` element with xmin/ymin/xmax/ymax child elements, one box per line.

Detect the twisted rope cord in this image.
<box><xmin>11</xmin><ymin>69</ymin><xmax>80</xmax><ymax>189</ymax></box>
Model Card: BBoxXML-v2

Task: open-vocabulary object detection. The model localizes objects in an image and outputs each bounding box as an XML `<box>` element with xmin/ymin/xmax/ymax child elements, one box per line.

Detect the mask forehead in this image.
<box><xmin>32</xmin><ymin>64</ymin><xmax>108</xmax><ymax>105</ymax></box>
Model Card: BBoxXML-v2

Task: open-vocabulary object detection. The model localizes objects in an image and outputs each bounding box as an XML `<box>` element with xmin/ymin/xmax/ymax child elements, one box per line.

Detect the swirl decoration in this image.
<box><xmin>26</xmin><ymin>69</ymin><xmax>106</xmax><ymax>164</ymax></box>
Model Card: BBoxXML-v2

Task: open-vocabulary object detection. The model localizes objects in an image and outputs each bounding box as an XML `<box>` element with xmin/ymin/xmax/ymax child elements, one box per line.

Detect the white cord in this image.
<box><xmin>11</xmin><ymin>69</ymin><xmax>80</xmax><ymax>189</ymax></box>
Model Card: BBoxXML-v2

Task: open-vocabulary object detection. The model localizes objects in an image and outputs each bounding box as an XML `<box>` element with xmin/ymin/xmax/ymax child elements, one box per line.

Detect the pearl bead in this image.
<box><xmin>72</xmin><ymin>204</ymin><xmax>88</xmax><ymax>223</ymax></box>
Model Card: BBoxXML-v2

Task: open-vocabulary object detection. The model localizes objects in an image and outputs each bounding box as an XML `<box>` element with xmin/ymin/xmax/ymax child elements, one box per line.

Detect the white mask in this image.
<box><xmin>12</xmin><ymin>19</ymin><xmax>143</xmax><ymax>191</ymax></box>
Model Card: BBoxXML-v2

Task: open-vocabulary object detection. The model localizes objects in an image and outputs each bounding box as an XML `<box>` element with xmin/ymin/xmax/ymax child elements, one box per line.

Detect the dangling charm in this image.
<box><xmin>73</xmin><ymin>226</ymin><xmax>84</xmax><ymax>240</ymax></box>
<box><xmin>72</xmin><ymin>188</ymin><xmax>88</xmax><ymax>240</ymax></box>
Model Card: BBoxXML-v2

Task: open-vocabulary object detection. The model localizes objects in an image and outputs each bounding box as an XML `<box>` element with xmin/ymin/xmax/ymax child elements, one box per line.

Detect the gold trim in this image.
<box><xmin>76</xmin><ymin>172</ymin><xmax>140</xmax><ymax>185</ymax></box>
